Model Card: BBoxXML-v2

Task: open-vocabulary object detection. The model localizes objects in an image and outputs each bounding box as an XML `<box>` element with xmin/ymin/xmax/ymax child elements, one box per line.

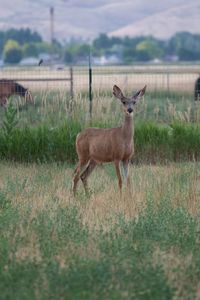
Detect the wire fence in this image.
<box><xmin>0</xmin><ymin>64</ymin><xmax>200</xmax><ymax>119</ymax></box>
<box><xmin>1</xmin><ymin>64</ymin><xmax>199</xmax><ymax>90</ymax></box>
<box><xmin>72</xmin><ymin>65</ymin><xmax>200</xmax><ymax>94</ymax></box>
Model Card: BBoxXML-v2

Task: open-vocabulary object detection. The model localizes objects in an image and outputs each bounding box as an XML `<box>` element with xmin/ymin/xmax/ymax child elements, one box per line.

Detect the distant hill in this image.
<box><xmin>0</xmin><ymin>0</ymin><xmax>199</xmax><ymax>41</ymax></box>
<box><xmin>109</xmin><ymin>2</ymin><xmax>200</xmax><ymax>39</ymax></box>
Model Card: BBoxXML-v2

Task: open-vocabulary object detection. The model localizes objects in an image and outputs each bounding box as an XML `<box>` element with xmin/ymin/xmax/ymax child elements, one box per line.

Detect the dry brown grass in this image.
<box><xmin>1</xmin><ymin>161</ymin><xmax>200</xmax><ymax>229</ymax></box>
<box><xmin>1</xmin><ymin>161</ymin><xmax>200</xmax><ymax>299</ymax></box>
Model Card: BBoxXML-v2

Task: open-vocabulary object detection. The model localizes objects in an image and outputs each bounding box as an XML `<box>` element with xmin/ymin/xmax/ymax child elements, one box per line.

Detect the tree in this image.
<box><xmin>64</xmin><ymin>51</ymin><xmax>73</xmax><ymax>64</ymax></box>
<box><xmin>0</xmin><ymin>28</ymin><xmax>43</xmax><ymax>57</ymax></box>
<box><xmin>93</xmin><ymin>33</ymin><xmax>111</xmax><ymax>50</ymax></box>
<box><xmin>135</xmin><ymin>39</ymin><xmax>163</xmax><ymax>61</ymax></box>
<box><xmin>5</xmin><ymin>28</ymin><xmax>42</xmax><ymax>45</ymax></box>
<box><xmin>3</xmin><ymin>39</ymin><xmax>22</xmax><ymax>64</ymax></box>
<box><xmin>123</xmin><ymin>47</ymin><xmax>136</xmax><ymax>64</ymax></box>
<box><xmin>35</xmin><ymin>42</ymin><xmax>52</xmax><ymax>54</ymax></box>
<box><xmin>168</xmin><ymin>32</ymin><xmax>200</xmax><ymax>61</ymax></box>
<box><xmin>23</xmin><ymin>43</ymin><xmax>38</xmax><ymax>57</ymax></box>
<box><xmin>64</xmin><ymin>43</ymin><xmax>90</xmax><ymax>63</ymax></box>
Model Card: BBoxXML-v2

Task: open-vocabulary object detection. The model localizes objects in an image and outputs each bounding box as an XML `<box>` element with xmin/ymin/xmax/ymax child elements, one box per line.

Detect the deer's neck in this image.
<box><xmin>122</xmin><ymin>114</ymin><xmax>134</xmax><ymax>142</ymax></box>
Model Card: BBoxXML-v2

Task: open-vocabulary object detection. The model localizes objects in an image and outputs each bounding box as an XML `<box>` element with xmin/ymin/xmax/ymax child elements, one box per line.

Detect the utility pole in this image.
<box><xmin>50</xmin><ymin>6</ymin><xmax>54</xmax><ymax>45</ymax></box>
<box><xmin>50</xmin><ymin>6</ymin><xmax>54</xmax><ymax>64</ymax></box>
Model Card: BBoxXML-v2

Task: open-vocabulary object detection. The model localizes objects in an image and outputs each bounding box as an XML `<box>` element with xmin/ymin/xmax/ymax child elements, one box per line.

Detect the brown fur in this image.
<box><xmin>0</xmin><ymin>79</ymin><xmax>32</xmax><ymax>106</ymax></box>
<box><xmin>72</xmin><ymin>84</ymin><xmax>146</xmax><ymax>195</ymax></box>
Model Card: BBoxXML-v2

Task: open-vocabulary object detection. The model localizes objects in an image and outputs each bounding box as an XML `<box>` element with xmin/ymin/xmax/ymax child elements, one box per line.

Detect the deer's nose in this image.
<box><xmin>127</xmin><ymin>108</ymin><xmax>133</xmax><ymax>113</ymax></box>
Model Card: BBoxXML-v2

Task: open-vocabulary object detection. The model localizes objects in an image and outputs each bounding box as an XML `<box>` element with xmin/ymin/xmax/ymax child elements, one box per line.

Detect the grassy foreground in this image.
<box><xmin>0</xmin><ymin>161</ymin><xmax>200</xmax><ymax>299</ymax></box>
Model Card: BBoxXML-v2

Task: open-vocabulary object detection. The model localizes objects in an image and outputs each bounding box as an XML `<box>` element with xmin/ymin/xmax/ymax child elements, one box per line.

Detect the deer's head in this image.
<box><xmin>113</xmin><ymin>85</ymin><xmax>146</xmax><ymax>116</ymax></box>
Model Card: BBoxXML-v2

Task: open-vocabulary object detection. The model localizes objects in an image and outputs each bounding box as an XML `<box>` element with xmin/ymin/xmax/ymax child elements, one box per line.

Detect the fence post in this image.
<box><xmin>166</xmin><ymin>67</ymin><xmax>170</xmax><ymax>96</ymax></box>
<box><xmin>69</xmin><ymin>67</ymin><xmax>74</xmax><ymax>115</ymax></box>
<box><xmin>89</xmin><ymin>49</ymin><xmax>93</xmax><ymax>122</ymax></box>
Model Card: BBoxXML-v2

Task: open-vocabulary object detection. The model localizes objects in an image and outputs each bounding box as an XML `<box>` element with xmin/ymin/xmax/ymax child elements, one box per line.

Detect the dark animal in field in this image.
<box><xmin>0</xmin><ymin>79</ymin><xmax>33</xmax><ymax>106</ymax></box>
<box><xmin>38</xmin><ymin>59</ymin><xmax>43</xmax><ymax>66</ymax></box>
<box><xmin>194</xmin><ymin>76</ymin><xmax>200</xmax><ymax>101</ymax></box>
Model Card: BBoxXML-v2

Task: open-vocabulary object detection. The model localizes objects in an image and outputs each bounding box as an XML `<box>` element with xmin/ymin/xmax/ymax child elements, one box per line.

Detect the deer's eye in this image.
<box><xmin>122</xmin><ymin>101</ymin><xmax>126</xmax><ymax>105</ymax></box>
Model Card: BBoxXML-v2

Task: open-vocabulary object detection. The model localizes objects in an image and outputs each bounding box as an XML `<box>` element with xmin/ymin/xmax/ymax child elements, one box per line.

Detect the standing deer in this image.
<box><xmin>72</xmin><ymin>84</ymin><xmax>146</xmax><ymax>195</ymax></box>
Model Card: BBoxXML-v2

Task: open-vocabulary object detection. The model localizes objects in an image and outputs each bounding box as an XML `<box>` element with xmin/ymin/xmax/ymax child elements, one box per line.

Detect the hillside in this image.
<box><xmin>0</xmin><ymin>0</ymin><xmax>199</xmax><ymax>41</ymax></box>
<box><xmin>109</xmin><ymin>2</ymin><xmax>200</xmax><ymax>39</ymax></box>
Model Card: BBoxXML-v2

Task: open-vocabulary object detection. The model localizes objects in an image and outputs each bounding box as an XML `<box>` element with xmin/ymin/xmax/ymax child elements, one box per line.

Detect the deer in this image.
<box><xmin>72</xmin><ymin>84</ymin><xmax>147</xmax><ymax>195</ymax></box>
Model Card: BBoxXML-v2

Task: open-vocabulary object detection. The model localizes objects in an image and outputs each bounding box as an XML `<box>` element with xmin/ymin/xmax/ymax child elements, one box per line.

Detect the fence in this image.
<box><xmin>1</xmin><ymin>64</ymin><xmax>199</xmax><ymax>90</ymax></box>
<box><xmin>0</xmin><ymin>64</ymin><xmax>199</xmax><ymax>120</ymax></box>
<box><xmin>70</xmin><ymin>65</ymin><xmax>199</xmax><ymax>92</ymax></box>
<box><xmin>0</xmin><ymin>66</ymin><xmax>73</xmax><ymax>93</ymax></box>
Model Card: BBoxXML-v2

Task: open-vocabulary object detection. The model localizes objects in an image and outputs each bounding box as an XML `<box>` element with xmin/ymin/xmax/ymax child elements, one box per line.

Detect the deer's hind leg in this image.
<box><xmin>72</xmin><ymin>159</ymin><xmax>88</xmax><ymax>195</ymax></box>
<box><xmin>80</xmin><ymin>160</ymin><xmax>97</xmax><ymax>194</ymax></box>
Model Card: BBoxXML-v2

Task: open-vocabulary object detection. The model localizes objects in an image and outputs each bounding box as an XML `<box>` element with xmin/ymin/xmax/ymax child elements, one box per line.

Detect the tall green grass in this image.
<box><xmin>0</xmin><ymin>91</ymin><xmax>200</xmax><ymax>163</ymax></box>
<box><xmin>0</xmin><ymin>120</ymin><xmax>81</xmax><ymax>163</ymax></box>
<box><xmin>1</xmin><ymin>117</ymin><xmax>200</xmax><ymax>163</ymax></box>
<box><xmin>135</xmin><ymin>122</ymin><xmax>200</xmax><ymax>163</ymax></box>
<box><xmin>0</xmin><ymin>90</ymin><xmax>197</xmax><ymax>127</ymax></box>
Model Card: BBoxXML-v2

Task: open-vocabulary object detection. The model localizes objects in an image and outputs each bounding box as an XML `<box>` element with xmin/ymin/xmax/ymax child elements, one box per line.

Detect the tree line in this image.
<box><xmin>1</xmin><ymin>28</ymin><xmax>200</xmax><ymax>64</ymax></box>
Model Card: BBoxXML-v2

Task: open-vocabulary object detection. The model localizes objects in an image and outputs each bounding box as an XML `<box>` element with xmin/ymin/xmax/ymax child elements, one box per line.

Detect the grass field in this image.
<box><xmin>0</xmin><ymin>65</ymin><xmax>200</xmax><ymax>299</ymax></box>
<box><xmin>0</xmin><ymin>161</ymin><xmax>200</xmax><ymax>299</ymax></box>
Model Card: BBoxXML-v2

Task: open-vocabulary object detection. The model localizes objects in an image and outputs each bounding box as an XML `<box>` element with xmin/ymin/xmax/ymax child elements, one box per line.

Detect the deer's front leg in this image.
<box><xmin>122</xmin><ymin>160</ymin><xmax>132</xmax><ymax>196</ymax></box>
<box><xmin>114</xmin><ymin>160</ymin><xmax>122</xmax><ymax>194</ymax></box>
<box><xmin>122</xmin><ymin>160</ymin><xmax>131</xmax><ymax>188</ymax></box>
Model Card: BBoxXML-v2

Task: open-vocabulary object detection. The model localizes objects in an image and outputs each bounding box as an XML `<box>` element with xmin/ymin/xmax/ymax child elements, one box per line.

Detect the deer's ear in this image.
<box><xmin>133</xmin><ymin>85</ymin><xmax>147</xmax><ymax>100</ymax></box>
<box><xmin>113</xmin><ymin>85</ymin><xmax>124</xmax><ymax>100</ymax></box>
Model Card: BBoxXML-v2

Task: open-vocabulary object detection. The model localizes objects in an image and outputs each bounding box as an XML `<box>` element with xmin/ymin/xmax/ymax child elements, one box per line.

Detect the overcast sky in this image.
<box><xmin>0</xmin><ymin>0</ymin><xmax>199</xmax><ymax>41</ymax></box>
